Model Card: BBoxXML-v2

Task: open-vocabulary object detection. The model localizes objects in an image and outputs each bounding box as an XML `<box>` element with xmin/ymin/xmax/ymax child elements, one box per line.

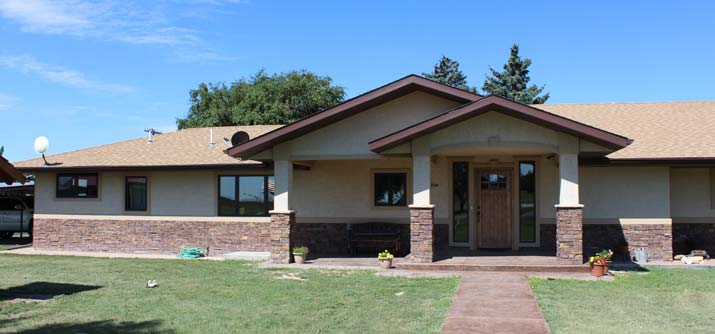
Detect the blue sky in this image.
<box><xmin>1</xmin><ymin>0</ymin><xmax>714</xmax><ymax>162</ymax></box>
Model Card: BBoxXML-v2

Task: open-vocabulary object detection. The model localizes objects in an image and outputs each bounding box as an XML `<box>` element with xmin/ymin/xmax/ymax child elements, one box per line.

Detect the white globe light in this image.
<box><xmin>34</xmin><ymin>136</ymin><xmax>49</xmax><ymax>154</ymax></box>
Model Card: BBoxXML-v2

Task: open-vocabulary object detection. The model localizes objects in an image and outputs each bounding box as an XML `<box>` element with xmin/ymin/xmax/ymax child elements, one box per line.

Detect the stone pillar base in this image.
<box><xmin>410</xmin><ymin>205</ymin><xmax>435</xmax><ymax>263</ymax></box>
<box><xmin>270</xmin><ymin>211</ymin><xmax>295</xmax><ymax>264</ymax></box>
<box><xmin>556</xmin><ymin>206</ymin><xmax>583</xmax><ymax>264</ymax></box>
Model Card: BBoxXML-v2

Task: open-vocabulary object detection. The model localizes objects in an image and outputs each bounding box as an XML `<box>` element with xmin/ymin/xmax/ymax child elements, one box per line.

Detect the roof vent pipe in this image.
<box><xmin>209</xmin><ymin>127</ymin><xmax>215</xmax><ymax>147</ymax></box>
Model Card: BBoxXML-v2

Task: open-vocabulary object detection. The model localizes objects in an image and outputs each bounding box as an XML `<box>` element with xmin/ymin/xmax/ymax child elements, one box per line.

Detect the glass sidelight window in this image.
<box><xmin>519</xmin><ymin>161</ymin><xmax>536</xmax><ymax>242</ymax></box>
<box><xmin>452</xmin><ymin>162</ymin><xmax>469</xmax><ymax>243</ymax></box>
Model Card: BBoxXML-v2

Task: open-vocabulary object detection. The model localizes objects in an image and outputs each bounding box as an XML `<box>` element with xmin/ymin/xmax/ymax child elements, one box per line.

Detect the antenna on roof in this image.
<box><xmin>144</xmin><ymin>128</ymin><xmax>162</xmax><ymax>144</ymax></box>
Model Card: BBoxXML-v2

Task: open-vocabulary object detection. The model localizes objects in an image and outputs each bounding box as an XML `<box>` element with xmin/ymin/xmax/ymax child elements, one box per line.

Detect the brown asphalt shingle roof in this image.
<box><xmin>12</xmin><ymin>101</ymin><xmax>715</xmax><ymax>170</ymax></box>
<box><xmin>538</xmin><ymin>101</ymin><xmax>715</xmax><ymax>159</ymax></box>
<box><xmin>13</xmin><ymin>125</ymin><xmax>282</xmax><ymax>170</ymax></box>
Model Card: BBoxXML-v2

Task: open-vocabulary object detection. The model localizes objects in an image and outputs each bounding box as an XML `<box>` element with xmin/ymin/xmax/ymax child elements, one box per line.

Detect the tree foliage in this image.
<box><xmin>177</xmin><ymin>70</ymin><xmax>345</xmax><ymax>129</ymax></box>
<box><xmin>482</xmin><ymin>44</ymin><xmax>550</xmax><ymax>104</ymax></box>
<box><xmin>422</xmin><ymin>56</ymin><xmax>476</xmax><ymax>92</ymax></box>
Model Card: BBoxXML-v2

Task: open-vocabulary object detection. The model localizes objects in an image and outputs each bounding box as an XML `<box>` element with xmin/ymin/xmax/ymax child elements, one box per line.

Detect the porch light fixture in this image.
<box><xmin>34</xmin><ymin>136</ymin><xmax>50</xmax><ymax>166</ymax></box>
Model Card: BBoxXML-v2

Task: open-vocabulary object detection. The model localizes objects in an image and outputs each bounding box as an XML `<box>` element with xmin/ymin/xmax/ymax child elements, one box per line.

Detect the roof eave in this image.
<box><xmin>15</xmin><ymin>162</ymin><xmax>271</xmax><ymax>173</ymax></box>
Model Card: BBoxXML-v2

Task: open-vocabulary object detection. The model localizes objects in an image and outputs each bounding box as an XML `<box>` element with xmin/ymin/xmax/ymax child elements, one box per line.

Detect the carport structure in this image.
<box><xmin>0</xmin><ymin>156</ymin><xmax>26</xmax><ymax>185</ymax></box>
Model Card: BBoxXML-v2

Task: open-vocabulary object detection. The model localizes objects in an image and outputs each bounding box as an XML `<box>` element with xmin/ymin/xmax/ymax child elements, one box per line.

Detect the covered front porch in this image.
<box><xmin>236</xmin><ymin>95</ymin><xmax>631</xmax><ymax>266</ymax></box>
<box><xmin>267</xmin><ymin>140</ymin><xmax>586</xmax><ymax>265</ymax></box>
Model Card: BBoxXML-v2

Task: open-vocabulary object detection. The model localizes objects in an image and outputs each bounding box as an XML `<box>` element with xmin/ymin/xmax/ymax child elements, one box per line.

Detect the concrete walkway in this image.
<box><xmin>441</xmin><ymin>273</ymin><xmax>550</xmax><ymax>334</ymax></box>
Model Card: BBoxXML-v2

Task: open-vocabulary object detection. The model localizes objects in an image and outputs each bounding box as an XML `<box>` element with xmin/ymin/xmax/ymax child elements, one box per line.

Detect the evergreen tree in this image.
<box><xmin>482</xmin><ymin>44</ymin><xmax>550</xmax><ymax>104</ymax></box>
<box><xmin>423</xmin><ymin>56</ymin><xmax>476</xmax><ymax>92</ymax></box>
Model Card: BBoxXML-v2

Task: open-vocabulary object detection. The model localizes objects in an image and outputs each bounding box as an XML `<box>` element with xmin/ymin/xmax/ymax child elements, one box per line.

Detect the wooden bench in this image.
<box><xmin>347</xmin><ymin>222</ymin><xmax>401</xmax><ymax>255</ymax></box>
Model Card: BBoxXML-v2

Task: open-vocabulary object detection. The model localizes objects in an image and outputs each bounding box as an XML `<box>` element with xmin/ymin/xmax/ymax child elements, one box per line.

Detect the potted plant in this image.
<box><xmin>616</xmin><ymin>239</ymin><xmax>629</xmax><ymax>255</ymax></box>
<box><xmin>377</xmin><ymin>250</ymin><xmax>394</xmax><ymax>269</ymax></box>
<box><xmin>292</xmin><ymin>246</ymin><xmax>309</xmax><ymax>264</ymax></box>
<box><xmin>589</xmin><ymin>249</ymin><xmax>613</xmax><ymax>277</ymax></box>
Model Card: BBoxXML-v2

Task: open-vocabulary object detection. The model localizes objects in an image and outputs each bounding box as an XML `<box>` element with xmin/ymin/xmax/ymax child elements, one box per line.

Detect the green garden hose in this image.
<box><xmin>178</xmin><ymin>247</ymin><xmax>205</xmax><ymax>259</ymax></box>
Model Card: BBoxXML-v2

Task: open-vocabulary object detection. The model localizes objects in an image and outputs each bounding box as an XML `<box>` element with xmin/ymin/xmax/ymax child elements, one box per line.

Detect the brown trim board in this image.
<box><xmin>368</xmin><ymin>95</ymin><xmax>632</xmax><ymax>152</ymax></box>
<box><xmin>0</xmin><ymin>156</ymin><xmax>26</xmax><ymax>184</ymax></box>
<box><xmin>226</xmin><ymin>74</ymin><xmax>481</xmax><ymax>159</ymax></box>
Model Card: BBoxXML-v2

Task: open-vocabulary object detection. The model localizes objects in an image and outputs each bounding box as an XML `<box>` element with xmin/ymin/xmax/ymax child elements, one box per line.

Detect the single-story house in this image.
<box><xmin>14</xmin><ymin>75</ymin><xmax>715</xmax><ymax>264</ymax></box>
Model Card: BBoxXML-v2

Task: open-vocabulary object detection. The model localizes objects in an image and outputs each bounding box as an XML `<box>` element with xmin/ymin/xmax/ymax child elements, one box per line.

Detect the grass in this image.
<box><xmin>0</xmin><ymin>254</ymin><xmax>458</xmax><ymax>334</ymax></box>
<box><xmin>530</xmin><ymin>267</ymin><xmax>715</xmax><ymax>334</ymax></box>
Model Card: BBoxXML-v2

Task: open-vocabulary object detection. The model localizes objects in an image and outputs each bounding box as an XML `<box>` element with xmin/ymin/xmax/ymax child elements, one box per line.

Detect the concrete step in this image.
<box><xmin>395</xmin><ymin>262</ymin><xmax>589</xmax><ymax>273</ymax></box>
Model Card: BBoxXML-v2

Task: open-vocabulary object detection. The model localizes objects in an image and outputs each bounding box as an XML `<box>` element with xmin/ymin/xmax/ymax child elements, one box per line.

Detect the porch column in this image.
<box><xmin>555</xmin><ymin>134</ymin><xmax>584</xmax><ymax>264</ymax></box>
<box><xmin>409</xmin><ymin>148</ymin><xmax>435</xmax><ymax>263</ymax></box>
<box><xmin>270</xmin><ymin>159</ymin><xmax>295</xmax><ymax>264</ymax></box>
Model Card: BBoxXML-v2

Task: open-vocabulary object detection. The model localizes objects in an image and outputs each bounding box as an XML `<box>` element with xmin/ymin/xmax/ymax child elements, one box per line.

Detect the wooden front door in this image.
<box><xmin>476</xmin><ymin>168</ymin><xmax>513</xmax><ymax>248</ymax></box>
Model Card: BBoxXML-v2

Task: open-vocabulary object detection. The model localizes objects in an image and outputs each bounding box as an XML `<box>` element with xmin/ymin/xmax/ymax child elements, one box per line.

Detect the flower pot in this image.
<box><xmin>379</xmin><ymin>258</ymin><xmax>392</xmax><ymax>269</ymax></box>
<box><xmin>590</xmin><ymin>263</ymin><xmax>606</xmax><ymax>277</ymax></box>
<box><xmin>293</xmin><ymin>253</ymin><xmax>306</xmax><ymax>264</ymax></box>
<box><xmin>604</xmin><ymin>261</ymin><xmax>610</xmax><ymax>274</ymax></box>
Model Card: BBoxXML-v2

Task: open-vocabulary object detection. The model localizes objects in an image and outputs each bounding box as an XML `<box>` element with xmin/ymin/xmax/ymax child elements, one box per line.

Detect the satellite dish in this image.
<box><xmin>34</xmin><ymin>136</ymin><xmax>49</xmax><ymax>154</ymax></box>
<box><xmin>230</xmin><ymin>131</ymin><xmax>250</xmax><ymax>146</ymax></box>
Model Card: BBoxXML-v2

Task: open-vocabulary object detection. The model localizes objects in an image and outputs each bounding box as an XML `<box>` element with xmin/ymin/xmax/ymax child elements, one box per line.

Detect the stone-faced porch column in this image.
<box><xmin>409</xmin><ymin>147</ymin><xmax>435</xmax><ymax>263</ymax></box>
<box><xmin>269</xmin><ymin>210</ymin><xmax>294</xmax><ymax>264</ymax></box>
<box><xmin>409</xmin><ymin>205</ymin><xmax>435</xmax><ymax>263</ymax></box>
<box><xmin>270</xmin><ymin>158</ymin><xmax>294</xmax><ymax>264</ymax></box>
<box><xmin>555</xmin><ymin>134</ymin><xmax>584</xmax><ymax>264</ymax></box>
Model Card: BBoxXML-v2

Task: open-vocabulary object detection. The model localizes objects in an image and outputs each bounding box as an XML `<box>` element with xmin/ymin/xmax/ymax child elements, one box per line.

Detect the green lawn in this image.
<box><xmin>0</xmin><ymin>254</ymin><xmax>458</xmax><ymax>334</ymax></box>
<box><xmin>530</xmin><ymin>267</ymin><xmax>715</xmax><ymax>334</ymax></box>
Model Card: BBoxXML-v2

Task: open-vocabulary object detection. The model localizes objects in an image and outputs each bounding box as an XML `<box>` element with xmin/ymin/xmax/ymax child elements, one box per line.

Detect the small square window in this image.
<box><xmin>374</xmin><ymin>173</ymin><xmax>407</xmax><ymax>207</ymax></box>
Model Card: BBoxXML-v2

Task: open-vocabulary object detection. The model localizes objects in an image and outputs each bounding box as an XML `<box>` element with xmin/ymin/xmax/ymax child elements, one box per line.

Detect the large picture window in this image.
<box><xmin>373</xmin><ymin>172</ymin><xmax>407</xmax><ymax>207</ymax></box>
<box><xmin>519</xmin><ymin>161</ymin><xmax>536</xmax><ymax>243</ymax></box>
<box><xmin>452</xmin><ymin>162</ymin><xmax>469</xmax><ymax>243</ymax></box>
<box><xmin>56</xmin><ymin>174</ymin><xmax>98</xmax><ymax>198</ymax></box>
<box><xmin>218</xmin><ymin>175</ymin><xmax>274</xmax><ymax>216</ymax></box>
<box><xmin>125</xmin><ymin>176</ymin><xmax>148</xmax><ymax>211</ymax></box>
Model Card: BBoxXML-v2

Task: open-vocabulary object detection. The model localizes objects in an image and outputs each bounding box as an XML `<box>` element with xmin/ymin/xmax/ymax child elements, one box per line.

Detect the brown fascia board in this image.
<box><xmin>225</xmin><ymin>74</ymin><xmax>481</xmax><ymax>159</ymax></box>
<box><xmin>368</xmin><ymin>95</ymin><xmax>633</xmax><ymax>153</ymax></box>
<box><xmin>15</xmin><ymin>163</ymin><xmax>272</xmax><ymax>173</ymax></box>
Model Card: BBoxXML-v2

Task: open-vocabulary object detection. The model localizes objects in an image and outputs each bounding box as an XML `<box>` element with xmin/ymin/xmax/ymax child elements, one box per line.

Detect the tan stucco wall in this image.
<box><xmin>292</xmin><ymin>159</ymin><xmax>438</xmax><ymax>222</ymax></box>
<box><xmin>35</xmin><ymin>170</ymin><xmax>260</xmax><ymax>217</ymax></box>
<box><xmin>150</xmin><ymin>171</ymin><xmax>216</xmax><ymax>216</ymax></box>
<box><xmin>35</xmin><ymin>172</ymin><xmax>125</xmax><ymax>215</ymax></box>
<box><xmin>670</xmin><ymin>168</ymin><xmax>715</xmax><ymax>219</ymax></box>
<box><xmin>580</xmin><ymin>167</ymin><xmax>671</xmax><ymax>219</ymax></box>
<box><xmin>285</xmin><ymin>91</ymin><xmax>462</xmax><ymax>158</ymax></box>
